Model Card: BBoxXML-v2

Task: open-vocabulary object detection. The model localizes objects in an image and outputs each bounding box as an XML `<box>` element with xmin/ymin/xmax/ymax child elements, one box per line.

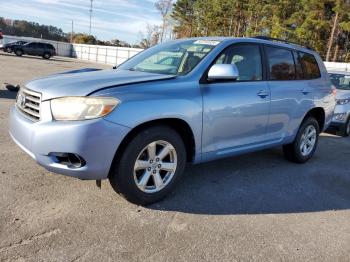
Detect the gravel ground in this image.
<box><xmin>0</xmin><ymin>53</ymin><xmax>350</xmax><ymax>262</ymax></box>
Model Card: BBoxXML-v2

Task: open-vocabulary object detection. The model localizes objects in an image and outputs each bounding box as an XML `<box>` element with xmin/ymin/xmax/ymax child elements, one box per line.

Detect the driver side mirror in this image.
<box><xmin>207</xmin><ymin>64</ymin><xmax>239</xmax><ymax>81</ymax></box>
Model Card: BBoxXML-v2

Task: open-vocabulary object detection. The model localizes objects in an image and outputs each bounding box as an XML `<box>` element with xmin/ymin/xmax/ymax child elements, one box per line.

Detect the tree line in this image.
<box><xmin>171</xmin><ymin>0</ymin><xmax>350</xmax><ymax>62</ymax></box>
<box><xmin>2</xmin><ymin>0</ymin><xmax>350</xmax><ymax>62</ymax></box>
<box><xmin>0</xmin><ymin>17</ymin><xmax>136</xmax><ymax>48</ymax></box>
<box><xmin>0</xmin><ymin>17</ymin><xmax>67</xmax><ymax>42</ymax></box>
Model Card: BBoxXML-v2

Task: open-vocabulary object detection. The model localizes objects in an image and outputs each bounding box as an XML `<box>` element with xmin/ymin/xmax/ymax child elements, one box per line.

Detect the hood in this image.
<box><xmin>336</xmin><ymin>89</ymin><xmax>350</xmax><ymax>100</ymax></box>
<box><xmin>54</xmin><ymin>68</ymin><xmax>102</xmax><ymax>75</ymax></box>
<box><xmin>26</xmin><ymin>69</ymin><xmax>176</xmax><ymax>101</ymax></box>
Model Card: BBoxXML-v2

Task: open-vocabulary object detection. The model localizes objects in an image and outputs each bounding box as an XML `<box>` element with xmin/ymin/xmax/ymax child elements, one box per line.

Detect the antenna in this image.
<box><xmin>89</xmin><ymin>0</ymin><xmax>93</xmax><ymax>35</ymax></box>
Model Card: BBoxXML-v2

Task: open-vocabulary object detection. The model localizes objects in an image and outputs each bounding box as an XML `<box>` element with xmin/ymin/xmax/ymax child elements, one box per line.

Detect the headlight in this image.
<box><xmin>336</xmin><ymin>98</ymin><xmax>350</xmax><ymax>105</ymax></box>
<box><xmin>51</xmin><ymin>97</ymin><xmax>120</xmax><ymax>121</ymax></box>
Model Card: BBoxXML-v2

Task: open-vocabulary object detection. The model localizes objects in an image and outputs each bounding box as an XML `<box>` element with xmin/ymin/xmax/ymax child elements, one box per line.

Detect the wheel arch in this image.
<box><xmin>302</xmin><ymin>107</ymin><xmax>326</xmax><ymax>131</ymax></box>
<box><xmin>108</xmin><ymin>118</ymin><xmax>196</xmax><ymax>177</ymax></box>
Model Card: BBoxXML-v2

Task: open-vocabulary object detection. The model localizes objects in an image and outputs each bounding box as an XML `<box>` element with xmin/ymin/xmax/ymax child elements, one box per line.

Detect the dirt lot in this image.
<box><xmin>1</xmin><ymin>53</ymin><xmax>350</xmax><ymax>262</ymax></box>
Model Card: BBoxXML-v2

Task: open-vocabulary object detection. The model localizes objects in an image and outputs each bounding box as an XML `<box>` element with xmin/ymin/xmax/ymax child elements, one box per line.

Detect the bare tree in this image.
<box><xmin>138</xmin><ymin>24</ymin><xmax>161</xmax><ymax>48</ymax></box>
<box><xmin>155</xmin><ymin>0</ymin><xmax>173</xmax><ymax>43</ymax></box>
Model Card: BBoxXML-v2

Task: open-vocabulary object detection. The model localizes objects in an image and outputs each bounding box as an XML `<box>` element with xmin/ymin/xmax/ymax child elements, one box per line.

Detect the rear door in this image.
<box><xmin>35</xmin><ymin>43</ymin><xmax>45</xmax><ymax>56</ymax></box>
<box><xmin>264</xmin><ymin>46</ymin><xmax>315</xmax><ymax>142</ymax></box>
<box><xmin>24</xmin><ymin>43</ymin><xmax>37</xmax><ymax>55</ymax></box>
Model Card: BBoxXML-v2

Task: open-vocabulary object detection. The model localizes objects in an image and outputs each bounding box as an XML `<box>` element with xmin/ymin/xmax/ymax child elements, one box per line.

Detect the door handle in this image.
<box><xmin>301</xmin><ymin>89</ymin><xmax>310</xmax><ymax>95</ymax></box>
<box><xmin>257</xmin><ymin>90</ymin><xmax>269</xmax><ymax>98</ymax></box>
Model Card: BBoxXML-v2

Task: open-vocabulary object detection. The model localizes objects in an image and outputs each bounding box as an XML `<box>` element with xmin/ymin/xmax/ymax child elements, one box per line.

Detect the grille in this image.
<box><xmin>16</xmin><ymin>88</ymin><xmax>42</xmax><ymax>121</ymax></box>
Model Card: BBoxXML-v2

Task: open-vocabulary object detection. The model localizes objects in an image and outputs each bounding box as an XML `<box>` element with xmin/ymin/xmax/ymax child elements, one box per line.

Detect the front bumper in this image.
<box><xmin>9</xmin><ymin>105</ymin><xmax>130</xmax><ymax>180</ymax></box>
<box><xmin>330</xmin><ymin>104</ymin><xmax>350</xmax><ymax>126</ymax></box>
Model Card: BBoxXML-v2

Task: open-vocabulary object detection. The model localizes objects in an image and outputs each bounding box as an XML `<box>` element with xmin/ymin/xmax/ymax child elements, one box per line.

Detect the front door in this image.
<box><xmin>202</xmin><ymin>43</ymin><xmax>271</xmax><ymax>156</ymax></box>
<box><xmin>24</xmin><ymin>43</ymin><xmax>37</xmax><ymax>55</ymax></box>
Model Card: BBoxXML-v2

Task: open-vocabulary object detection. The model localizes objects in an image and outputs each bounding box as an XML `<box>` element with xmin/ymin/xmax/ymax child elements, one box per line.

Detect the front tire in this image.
<box><xmin>5</xmin><ymin>47</ymin><xmax>12</xmax><ymax>53</ymax></box>
<box><xmin>283</xmin><ymin>117</ymin><xmax>320</xmax><ymax>163</ymax></box>
<box><xmin>15</xmin><ymin>49</ymin><xmax>23</xmax><ymax>56</ymax></box>
<box><xmin>109</xmin><ymin>126</ymin><xmax>187</xmax><ymax>205</ymax></box>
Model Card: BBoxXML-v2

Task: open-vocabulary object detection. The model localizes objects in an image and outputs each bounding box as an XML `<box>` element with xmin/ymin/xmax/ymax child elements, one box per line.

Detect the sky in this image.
<box><xmin>0</xmin><ymin>0</ymin><xmax>163</xmax><ymax>43</ymax></box>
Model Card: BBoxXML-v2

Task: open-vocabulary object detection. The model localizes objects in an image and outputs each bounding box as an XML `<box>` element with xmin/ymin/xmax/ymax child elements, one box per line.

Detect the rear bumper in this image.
<box><xmin>9</xmin><ymin>105</ymin><xmax>130</xmax><ymax>180</ymax></box>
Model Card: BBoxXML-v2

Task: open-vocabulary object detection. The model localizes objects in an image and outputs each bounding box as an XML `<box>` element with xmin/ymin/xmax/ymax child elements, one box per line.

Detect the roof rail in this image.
<box><xmin>253</xmin><ymin>36</ymin><xmax>314</xmax><ymax>51</ymax></box>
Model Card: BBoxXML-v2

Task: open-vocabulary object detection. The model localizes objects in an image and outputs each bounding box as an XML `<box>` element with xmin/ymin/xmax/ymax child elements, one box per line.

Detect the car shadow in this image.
<box><xmin>0</xmin><ymin>89</ymin><xmax>17</xmax><ymax>99</ymax></box>
<box><xmin>148</xmin><ymin>135</ymin><xmax>350</xmax><ymax>215</ymax></box>
<box><xmin>0</xmin><ymin>52</ymin><xmax>72</xmax><ymax>63</ymax></box>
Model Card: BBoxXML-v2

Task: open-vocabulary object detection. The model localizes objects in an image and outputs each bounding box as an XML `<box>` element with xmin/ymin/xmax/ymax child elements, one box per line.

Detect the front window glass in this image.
<box><xmin>214</xmin><ymin>44</ymin><xmax>262</xmax><ymax>81</ymax></box>
<box><xmin>25</xmin><ymin>43</ymin><xmax>35</xmax><ymax>48</ymax></box>
<box><xmin>329</xmin><ymin>73</ymin><xmax>350</xmax><ymax>90</ymax></box>
<box><xmin>118</xmin><ymin>40</ymin><xmax>221</xmax><ymax>75</ymax></box>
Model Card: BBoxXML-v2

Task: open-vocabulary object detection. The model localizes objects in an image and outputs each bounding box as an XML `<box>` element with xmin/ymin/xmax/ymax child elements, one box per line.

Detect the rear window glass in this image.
<box><xmin>266</xmin><ymin>47</ymin><xmax>296</xmax><ymax>80</ymax></box>
<box><xmin>299</xmin><ymin>52</ymin><xmax>321</xmax><ymax>79</ymax></box>
<box><xmin>293</xmin><ymin>51</ymin><xmax>304</xmax><ymax>79</ymax></box>
<box><xmin>46</xmin><ymin>44</ymin><xmax>54</xmax><ymax>49</ymax></box>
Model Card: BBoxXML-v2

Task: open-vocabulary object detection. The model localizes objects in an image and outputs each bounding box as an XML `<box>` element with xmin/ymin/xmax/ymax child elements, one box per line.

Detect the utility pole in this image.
<box><xmin>89</xmin><ymin>0</ymin><xmax>93</xmax><ymax>35</ymax></box>
<box><xmin>71</xmin><ymin>20</ymin><xmax>74</xmax><ymax>43</ymax></box>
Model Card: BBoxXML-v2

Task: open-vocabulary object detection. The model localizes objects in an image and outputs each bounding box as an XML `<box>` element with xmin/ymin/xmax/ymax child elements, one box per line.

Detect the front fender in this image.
<box><xmin>106</xmin><ymin>98</ymin><xmax>202</xmax><ymax>160</ymax></box>
<box><xmin>102</xmin><ymin>82</ymin><xmax>203</xmax><ymax>162</ymax></box>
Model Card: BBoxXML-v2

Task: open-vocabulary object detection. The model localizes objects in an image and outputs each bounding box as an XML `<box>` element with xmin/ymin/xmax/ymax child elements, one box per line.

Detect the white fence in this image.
<box><xmin>1</xmin><ymin>35</ymin><xmax>143</xmax><ymax>65</ymax></box>
<box><xmin>3</xmin><ymin>35</ymin><xmax>350</xmax><ymax>70</ymax></box>
<box><xmin>324</xmin><ymin>62</ymin><xmax>350</xmax><ymax>72</ymax></box>
<box><xmin>72</xmin><ymin>44</ymin><xmax>143</xmax><ymax>65</ymax></box>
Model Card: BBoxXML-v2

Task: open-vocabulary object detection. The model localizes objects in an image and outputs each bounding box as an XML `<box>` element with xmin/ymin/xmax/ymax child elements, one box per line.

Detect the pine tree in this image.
<box><xmin>170</xmin><ymin>0</ymin><xmax>350</xmax><ymax>61</ymax></box>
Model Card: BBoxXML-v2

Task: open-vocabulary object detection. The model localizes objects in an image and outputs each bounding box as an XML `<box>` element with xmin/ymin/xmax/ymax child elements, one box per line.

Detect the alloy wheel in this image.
<box><xmin>300</xmin><ymin>125</ymin><xmax>317</xmax><ymax>156</ymax></box>
<box><xmin>133</xmin><ymin>140</ymin><xmax>177</xmax><ymax>193</ymax></box>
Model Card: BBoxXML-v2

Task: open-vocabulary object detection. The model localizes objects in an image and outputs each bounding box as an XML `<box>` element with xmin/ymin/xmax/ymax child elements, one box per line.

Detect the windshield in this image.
<box><xmin>118</xmin><ymin>40</ymin><xmax>221</xmax><ymax>75</ymax></box>
<box><xmin>329</xmin><ymin>73</ymin><xmax>350</xmax><ymax>90</ymax></box>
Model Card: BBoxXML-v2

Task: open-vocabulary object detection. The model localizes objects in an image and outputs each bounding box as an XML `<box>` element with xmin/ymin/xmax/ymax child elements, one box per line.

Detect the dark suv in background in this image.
<box><xmin>13</xmin><ymin>42</ymin><xmax>56</xmax><ymax>59</ymax></box>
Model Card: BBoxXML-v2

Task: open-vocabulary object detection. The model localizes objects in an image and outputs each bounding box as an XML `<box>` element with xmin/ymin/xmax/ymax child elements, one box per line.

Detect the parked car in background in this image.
<box><xmin>328</xmin><ymin>71</ymin><xmax>350</xmax><ymax>136</ymax></box>
<box><xmin>0</xmin><ymin>29</ymin><xmax>3</xmax><ymax>49</ymax></box>
<box><xmin>13</xmin><ymin>42</ymin><xmax>56</xmax><ymax>59</ymax></box>
<box><xmin>9</xmin><ymin>37</ymin><xmax>335</xmax><ymax>205</ymax></box>
<box><xmin>1</xmin><ymin>41</ymin><xmax>27</xmax><ymax>53</ymax></box>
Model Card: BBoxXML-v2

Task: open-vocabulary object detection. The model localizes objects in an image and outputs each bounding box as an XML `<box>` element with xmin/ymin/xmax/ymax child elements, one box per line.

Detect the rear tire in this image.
<box><xmin>15</xmin><ymin>49</ymin><xmax>23</xmax><ymax>56</ymax></box>
<box><xmin>43</xmin><ymin>52</ymin><xmax>51</xmax><ymax>59</ymax></box>
<box><xmin>109</xmin><ymin>126</ymin><xmax>187</xmax><ymax>205</ymax></box>
<box><xmin>283</xmin><ymin>117</ymin><xmax>320</xmax><ymax>163</ymax></box>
